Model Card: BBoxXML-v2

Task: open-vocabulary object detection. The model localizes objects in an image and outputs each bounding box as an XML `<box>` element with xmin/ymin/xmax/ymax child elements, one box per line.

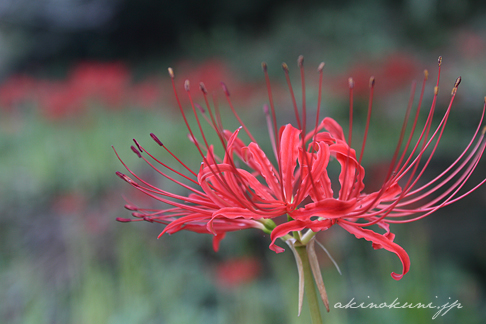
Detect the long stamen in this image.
<box><xmin>391</xmin><ymin>70</ymin><xmax>429</xmax><ymax>180</ymax></box>
<box><xmin>194</xmin><ymin>102</ymin><xmax>213</xmax><ymax>128</ymax></box>
<box><xmin>358</xmin><ymin>76</ymin><xmax>375</xmax><ymax>165</ymax></box>
<box><xmin>282</xmin><ymin>62</ymin><xmax>302</xmax><ymax>129</ymax></box>
<box><xmin>299</xmin><ymin>55</ymin><xmax>307</xmax><ymax>136</ymax></box>
<box><xmin>295</xmin><ymin>62</ymin><xmax>324</xmax><ymax>204</ymax></box>
<box><xmin>263</xmin><ymin>104</ymin><xmax>278</xmax><ymax>158</ymax></box>
<box><xmin>386</xmin><ymin>79</ymin><xmax>439</xmax><ymax>190</ymax></box>
<box><xmin>212</xmin><ymin>93</ymin><xmax>224</xmax><ymax>133</ymax></box>
<box><xmin>340</xmin><ymin>78</ymin><xmax>354</xmax><ymax>200</ymax></box>
<box><xmin>398</xmin><ymin>58</ymin><xmax>443</xmax><ymax>183</ymax></box>
<box><xmin>168</xmin><ymin>68</ymin><xmax>207</xmax><ymax>160</ymax></box>
<box><xmin>347</xmin><ymin>77</ymin><xmax>354</xmax><ymax>147</ymax></box>
<box><xmin>262</xmin><ymin>62</ymin><xmax>280</xmax><ymax>157</ymax></box>
<box><xmin>388</xmin><ymin>131</ymin><xmax>486</xmax><ymax>223</ymax></box>
<box><xmin>392</xmin><ymin>81</ymin><xmax>417</xmax><ymax>175</ymax></box>
<box><xmin>309</xmin><ymin>62</ymin><xmax>325</xmax><ymax>179</ymax></box>
<box><xmin>298</xmin><ymin>56</ymin><xmax>320</xmax><ymax>200</ymax></box>
<box><xmin>133</xmin><ymin>139</ymin><xmax>199</xmax><ymax>185</ymax></box>
<box><xmin>198</xmin><ymin>84</ymin><xmax>264</xmax><ymax>212</ymax></box>
<box><xmin>349</xmin><ymin>76</ymin><xmax>375</xmax><ymax>200</ymax></box>
<box><xmin>262</xmin><ymin>62</ymin><xmax>286</xmax><ymax>202</ymax></box>
<box><xmin>200</xmin><ymin>85</ymin><xmax>259</xmax><ymax>210</ymax></box>
<box><xmin>383</xmin><ymin>81</ymin><xmax>416</xmax><ymax>183</ymax></box>
<box><xmin>113</xmin><ymin>149</ymin><xmax>214</xmax><ymax>209</ymax></box>
<box><xmin>424</xmin><ymin>132</ymin><xmax>486</xmax><ymax>207</ymax></box>
<box><xmin>185</xmin><ymin>81</ymin><xmax>214</xmax><ymax>153</ymax></box>
<box><xmin>188</xmin><ymin>83</ymin><xmax>253</xmax><ymax>210</ymax></box>
<box><xmin>351</xmin><ymin>79</ymin><xmax>420</xmax><ymax>211</ymax></box>
<box><xmin>396</xmin><ymin>76</ymin><xmax>457</xmax><ymax>197</ymax></box>
<box><xmin>400</xmin><ymin>98</ymin><xmax>485</xmax><ymax>206</ymax></box>
<box><xmin>395</xmin><ymin>78</ymin><xmax>466</xmax><ymax>201</ymax></box>
<box><xmin>221</xmin><ymin>82</ymin><xmax>257</xmax><ymax>143</ymax></box>
<box><xmin>398</xmin><ymin>125</ymin><xmax>484</xmax><ymax>210</ymax></box>
<box><xmin>350</xmin><ymin>72</ymin><xmax>460</xmax><ymax>226</ymax></box>
<box><xmin>150</xmin><ymin>133</ymin><xmax>197</xmax><ymax>177</ymax></box>
<box><xmin>347</xmin><ymin>58</ymin><xmax>442</xmax><ymax>220</ymax></box>
<box><xmin>200</xmin><ymin>82</ymin><xmax>227</xmax><ymax>149</ymax></box>
<box><xmin>312</xmin><ymin>62</ymin><xmax>325</xmax><ymax>149</ymax></box>
<box><xmin>169</xmin><ymin>70</ymin><xmax>257</xmax><ymax>210</ymax></box>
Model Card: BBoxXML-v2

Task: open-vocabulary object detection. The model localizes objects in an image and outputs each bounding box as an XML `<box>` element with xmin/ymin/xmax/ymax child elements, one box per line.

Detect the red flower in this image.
<box><xmin>115</xmin><ymin>56</ymin><xmax>486</xmax><ymax>281</ymax></box>
<box><xmin>215</xmin><ymin>256</ymin><xmax>262</xmax><ymax>289</ymax></box>
<box><xmin>0</xmin><ymin>75</ymin><xmax>36</xmax><ymax>111</ymax></box>
<box><xmin>333</xmin><ymin>53</ymin><xmax>420</xmax><ymax>98</ymax></box>
<box><xmin>69</xmin><ymin>61</ymin><xmax>130</xmax><ymax>109</ymax></box>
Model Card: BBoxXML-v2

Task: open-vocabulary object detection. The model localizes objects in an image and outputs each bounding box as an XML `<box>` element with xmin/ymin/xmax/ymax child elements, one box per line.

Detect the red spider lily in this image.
<box><xmin>115</xmin><ymin>56</ymin><xmax>486</xmax><ymax>284</ymax></box>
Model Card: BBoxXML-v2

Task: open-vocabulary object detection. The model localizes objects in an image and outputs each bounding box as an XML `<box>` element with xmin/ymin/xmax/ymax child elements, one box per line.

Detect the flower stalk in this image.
<box><xmin>295</xmin><ymin>243</ymin><xmax>323</xmax><ymax>324</ymax></box>
<box><xmin>286</xmin><ymin>235</ymin><xmax>329</xmax><ymax>323</ymax></box>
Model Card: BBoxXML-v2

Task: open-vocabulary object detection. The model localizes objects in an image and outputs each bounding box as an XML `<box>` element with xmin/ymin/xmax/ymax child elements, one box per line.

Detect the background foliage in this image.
<box><xmin>1</xmin><ymin>0</ymin><xmax>486</xmax><ymax>323</ymax></box>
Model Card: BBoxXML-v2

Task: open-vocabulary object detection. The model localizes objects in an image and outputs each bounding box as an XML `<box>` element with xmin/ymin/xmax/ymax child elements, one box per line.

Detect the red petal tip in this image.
<box><xmin>391</xmin><ymin>272</ymin><xmax>404</xmax><ymax>280</ymax></box>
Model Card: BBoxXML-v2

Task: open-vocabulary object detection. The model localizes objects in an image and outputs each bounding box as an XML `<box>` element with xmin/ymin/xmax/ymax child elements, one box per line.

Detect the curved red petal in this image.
<box><xmin>226</xmin><ymin>167</ymin><xmax>278</xmax><ymax>202</ymax></box>
<box><xmin>269</xmin><ymin>219</ymin><xmax>333</xmax><ymax>253</ymax></box>
<box><xmin>278</xmin><ymin>124</ymin><xmax>301</xmax><ymax>202</ymax></box>
<box><xmin>290</xmin><ymin>198</ymin><xmax>357</xmax><ymax>220</ymax></box>
<box><xmin>330</xmin><ymin>142</ymin><xmax>365</xmax><ymax>199</ymax></box>
<box><xmin>298</xmin><ymin>141</ymin><xmax>333</xmax><ymax>200</ymax></box>
<box><xmin>212</xmin><ymin>207</ymin><xmax>268</xmax><ymax>220</ymax></box>
<box><xmin>158</xmin><ymin>213</ymin><xmax>210</xmax><ymax>237</ymax></box>
<box><xmin>208</xmin><ymin>206</ymin><xmax>279</xmax><ymax>234</ymax></box>
<box><xmin>247</xmin><ymin>142</ymin><xmax>283</xmax><ymax>199</ymax></box>
<box><xmin>223</xmin><ymin>129</ymin><xmax>261</xmax><ymax>171</ymax></box>
<box><xmin>223</xmin><ymin>127</ymin><xmax>243</xmax><ymax>163</ymax></box>
<box><xmin>212</xmin><ymin>233</ymin><xmax>226</xmax><ymax>252</ymax></box>
<box><xmin>338</xmin><ymin>221</ymin><xmax>410</xmax><ymax>280</ymax></box>
<box><xmin>323</xmin><ymin>117</ymin><xmax>345</xmax><ymax>141</ymax></box>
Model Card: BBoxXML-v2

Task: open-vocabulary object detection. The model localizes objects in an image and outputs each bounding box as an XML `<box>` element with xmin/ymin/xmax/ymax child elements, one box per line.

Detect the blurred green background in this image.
<box><xmin>1</xmin><ymin>0</ymin><xmax>486</xmax><ymax>323</ymax></box>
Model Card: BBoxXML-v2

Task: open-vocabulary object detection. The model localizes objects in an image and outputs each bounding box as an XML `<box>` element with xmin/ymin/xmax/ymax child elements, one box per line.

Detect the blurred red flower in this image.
<box><xmin>215</xmin><ymin>257</ymin><xmax>262</xmax><ymax>289</ymax></box>
<box><xmin>129</xmin><ymin>79</ymin><xmax>164</xmax><ymax>109</ymax></box>
<box><xmin>0</xmin><ymin>75</ymin><xmax>36</xmax><ymax>111</ymax></box>
<box><xmin>334</xmin><ymin>53</ymin><xmax>420</xmax><ymax>98</ymax></box>
<box><xmin>36</xmin><ymin>80</ymin><xmax>84</xmax><ymax>120</ymax></box>
<box><xmin>69</xmin><ymin>61</ymin><xmax>130</xmax><ymax>109</ymax></box>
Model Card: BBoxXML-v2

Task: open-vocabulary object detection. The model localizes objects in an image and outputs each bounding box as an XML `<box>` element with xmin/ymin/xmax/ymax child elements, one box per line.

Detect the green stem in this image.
<box><xmin>300</xmin><ymin>229</ymin><xmax>316</xmax><ymax>245</ymax></box>
<box><xmin>295</xmin><ymin>245</ymin><xmax>323</xmax><ymax>324</ymax></box>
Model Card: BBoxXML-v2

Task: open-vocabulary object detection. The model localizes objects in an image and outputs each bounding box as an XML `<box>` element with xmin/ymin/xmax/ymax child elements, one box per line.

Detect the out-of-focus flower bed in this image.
<box><xmin>0</xmin><ymin>60</ymin><xmax>249</xmax><ymax>120</ymax></box>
